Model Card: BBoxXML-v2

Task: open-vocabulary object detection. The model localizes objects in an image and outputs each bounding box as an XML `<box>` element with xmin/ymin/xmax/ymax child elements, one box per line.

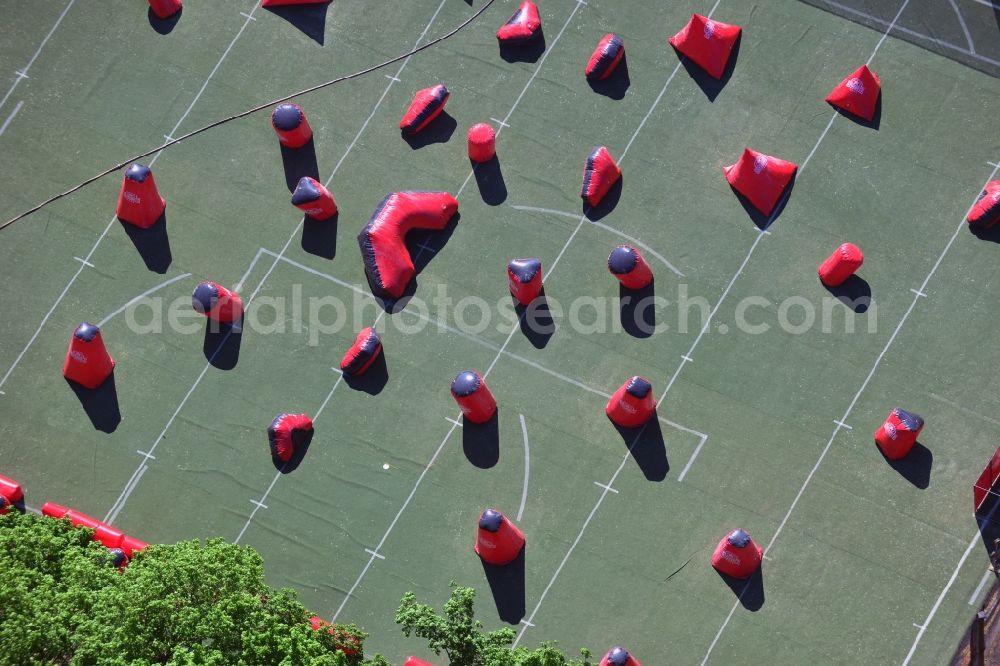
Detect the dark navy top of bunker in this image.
<box><xmin>451</xmin><ymin>370</ymin><xmax>481</xmax><ymax>396</ymax></box>
<box><xmin>625</xmin><ymin>376</ymin><xmax>651</xmax><ymax>398</ymax></box>
<box><xmin>272</xmin><ymin>104</ymin><xmax>303</xmax><ymax>130</ymax></box>
<box><xmin>607</xmin><ymin>647</ymin><xmax>630</xmax><ymax>665</ymax></box>
<box><xmin>508</xmin><ymin>258</ymin><xmax>541</xmax><ymax>283</ymax></box>
<box><xmin>479</xmin><ymin>509</ymin><xmax>503</xmax><ymax>532</ymax></box>
<box><xmin>125</xmin><ymin>163</ymin><xmax>151</xmax><ymax>182</ymax></box>
<box><xmin>191</xmin><ymin>282</ymin><xmax>219</xmax><ymax>313</ymax></box>
<box><xmin>895</xmin><ymin>408</ymin><xmax>924</xmax><ymax>431</ymax></box>
<box><xmin>608</xmin><ymin>245</ymin><xmax>637</xmax><ymax>274</ymax></box>
<box><xmin>292</xmin><ymin>177</ymin><xmax>322</xmax><ymax>205</ymax></box>
<box><xmin>727</xmin><ymin>528</ymin><xmax>751</xmax><ymax>548</ymax></box>
<box><xmin>74</xmin><ymin>322</ymin><xmax>100</xmax><ymax>341</ymax></box>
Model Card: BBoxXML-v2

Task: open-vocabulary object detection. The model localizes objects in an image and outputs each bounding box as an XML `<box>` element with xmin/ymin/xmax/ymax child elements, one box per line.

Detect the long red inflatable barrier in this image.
<box><xmin>39</xmin><ymin>503</ymin><xmax>148</xmax><ymax>560</ymax></box>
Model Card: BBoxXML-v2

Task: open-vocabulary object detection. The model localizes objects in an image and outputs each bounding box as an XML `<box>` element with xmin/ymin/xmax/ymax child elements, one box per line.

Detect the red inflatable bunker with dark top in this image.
<box><xmin>405</xmin><ymin>658</ymin><xmax>434</xmax><ymax>666</ymax></box>
<box><xmin>724</xmin><ymin>148</ymin><xmax>798</xmax><ymax>217</ymax></box>
<box><xmin>0</xmin><ymin>474</ymin><xmax>24</xmax><ymax>504</ymax></box>
<box><xmin>63</xmin><ymin>323</ymin><xmax>115</xmax><ymax>390</ymax></box>
<box><xmin>116</xmin><ymin>163</ymin><xmax>166</xmax><ymax>229</ymax></box>
<box><xmin>451</xmin><ymin>370</ymin><xmax>497</xmax><ymax>424</ymax></box>
<box><xmin>669</xmin><ymin>14</ymin><xmax>742</xmax><ymax>80</ymax></box>
<box><xmin>582</xmin><ymin>146</ymin><xmax>622</xmax><ymax>208</ymax></box>
<box><xmin>268</xmin><ymin>413</ymin><xmax>314</xmax><ymax>463</ymax></box>
<box><xmin>292</xmin><ymin>176</ymin><xmax>338</xmax><ymax>221</ymax></box>
<box><xmin>308</xmin><ymin>616</ymin><xmax>361</xmax><ymax>657</ymax></box>
<box><xmin>507</xmin><ymin>258</ymin><xmax>543</xmax><ymax>305</ymax></box>
<box><xmin>467</xmin><ymin>123</ymin><xmax>497</xmax><ymax>163</ymax></box>
<box><xmin>192</xmin><ymin>281</ymin><xmax>244</xmax><ymax>324</ymax></box>
<box><xmin>605</xmin><ymin>376</ymin><xmax>656</xmax><ymax>428</ymax></box>
<box><xmin>586</xmin><ymin>33</ymin><xmax>625</xmax><ymax>82</ymax></box>
<box><xmin>968</xmin><ymin>181</ymin><xmax>1000</xmax><ymax>230</ymax></box>
<box><xmin>149</xmin><ymin>0</ymin><xmax>182</xmax><ymax>20</ymax></box>
<box><xmin>600</xmin><ymin>646</ymin><xmax>642</xmax><ymax>666</ymax></box>
<box><xmin>357</xmin><ymin>192</ymin><xmax>459</xmax><ymax>299</ymax></box>
<box><xmin>608</xmin><ymin>245</ymin><xmax>653</xmax><ymax>290</ymax></box>
<box><xmin>826</xmin><ymin>64</ymin><xmax>881</xmax><ymax>122</ymax></box>
<box><xmin>400</xmin><ymin>84</ymin><xmax>450</xmax><ymax>135</ymax></box>
<box><xmin>475</xmin><ymin>508</ymin><xmax>525</xmax><ymax>566</ymax></box>
<box><xmin>818</xmin><ymin>243</ymin><xmax>864</xmax><ymax>288</ymax></box>
<box><xmin>875</xmin><ymin>407</ymin><xmax>924</xmax><ymax>460</ymax></box>
<box><xmin>711</xmin><ymin>528</ymin><xmax>763</xmax><ymax>579</ymax></box>
<box><xmin>271</xmin><ymin>103</ymin><xmax>313</xmax><ymax>149</ymax></box>
<box><xmin>340</xmin><ymin>327</ymin><xmax>382</xmax><ymax>377</ymax></box>
<box><xmin>497</xmin><ymin>0</ymin><xmax>542</xmax><ymax>44</ymax></box>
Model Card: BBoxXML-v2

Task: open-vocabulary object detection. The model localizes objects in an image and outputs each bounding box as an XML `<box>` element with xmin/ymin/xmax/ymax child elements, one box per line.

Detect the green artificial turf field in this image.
<box><xmin>2</xmin><ymin>0</ymin><xmax>1000</xmax><ymax>663</ymax></box>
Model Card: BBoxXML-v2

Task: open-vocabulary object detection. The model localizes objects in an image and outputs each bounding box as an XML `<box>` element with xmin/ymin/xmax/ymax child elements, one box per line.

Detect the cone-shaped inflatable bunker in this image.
<box><xmin>116</xmin><ymin>163</ymin><xmax>166</xmax><ymax>229</ymax></box>
<box><xmin>497</xmin><ymin>0</ymin><xmax>542</xmax><ymax>44</ymax></box>
<box><xmin>507</xmin><ymin>258</ymin><xmax>543</xmax><ymax>305</ymax></box>
<box><xmin>608</xmin><ymin>245</ymin><xmax>653</xmax><ymax>290</ymax></box>
<box><xmin>268</xmin><ymin>413</ymin><xmax>314</xmax><ymax>463</ymax></box>
<box><xmin>271</xmin><ymin>103</ymin><xmax>313</xmax><ymax>149</ymax></box>
<box><xmin>825</xmin><ymin>64</ymin><xmax>881</xmax><ymax>122</ymax></box>
<box><xmin>340</xmin><ymin>327</ymin><xmax>382</xmax><ymax>377</ymax></box>
<box><xmin>149</xmin><ymin>0</ymin><xmax>182</xmax><ymax>19</ymax></box>
<box><xmin>875</xmin><ymin>408</ymin><xmax>924</xmax><ymax>460</ymax></box>
<box><xmin>669</xmin><ymin>14</ymin><xmax>742</xmax><ymax>80</ymax></box>
<box><xmin>468</xmin><ymin>123</ymin><xmax>497</xmax><ymax>163</ymax></box>
<box><xmin>605</xmin><ymin>376</ymin><xmax>656</xmax><ymax>428</ymax></box>
<box><xmin>292</xmin><ymin>177</ymin><xmax>338</xmax><ymax>221</ymax></box>
<box><xmin>400</xmin><ymin>84</ymin><xmax>450</xmax><ymax>135</ymax></box>
<box><xmin>817</xmin><ymin>243</ymin><xmax>863</xmax><ymax>288</ymax></box>
<box><xmin>358</xmin><ymin>192</ymin><xmax>459</xmax><ymax>299</ymax></box>
<box><xmin>63</xmin><ymin>323</ymin><xmax>115</xmax><ymax>389</ymax></box>
<box><xmin>968</xmin><ymin>181</ymin><xmax>1000</xmax><ymax>230</ymax></box>
<box><xmin>711</xmin><ymin>528</ymin><xmax>763</xmax><ymax>579</ymax></box>
<box><xmin>192</xmin><ymin>281</ymin><xmax>244</xmax><ymax>324</ymax></box>
<box><xmin>475</xmin><ymin>508</ymin><xmax>525</xmax><ymax>566</ymax></box>
<box><xmin>600</xmin><ymin>646</ymin><xmax>643</xmax><ymax>666</ymax></box>
<box><xmin>451</xmin><ymin>370</ymin><xmax>497</xmax><ymax>424</ymax></box>
<box><xmin>586</xmin><ymin>33</ymin><xmax>625</xmax><ymax>82</ymax></box>
<box><xmin>581</xmin><ymin>146</ymin><xmax>622</xmax><ymax>208</ymax></box>
<box><xmin>724</xmin><ymin>148</ymin><xmax>797</xmax><ymax>217</ymax></box>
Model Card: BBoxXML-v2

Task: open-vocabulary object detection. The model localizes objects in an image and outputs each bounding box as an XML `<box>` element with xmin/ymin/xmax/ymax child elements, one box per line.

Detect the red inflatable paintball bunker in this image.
<box><xmin>497</xmin><ymin>0</ymin><xmax>542</xmax><ymax>44</ymax></box>
<box><xmin>308</xmin><ymin>616</ymin><xmax>361</xmax><ymax>657</ymax></box>
<box><xmin>149</xmin><ymin>0</ymin><xmax>182</xmax><ymax>19</ymax></box>
<box><xmin>358</xmin><ymin>192</ymin><xmax>459</xmax><ymax>299</ymax></box>
<box><xmin>400</xmin><ymin>84</ymin><xmax>450</xmax><ymax>135</ymax></box>
<box><xmin>116</xmin><ymin>163</ymin><xmax>165</xmax><ymax>229</ymax></box>
<box><xmin>875</xmin><ymin>407</ymin><xmax>924</xmax><ymax>460</ymax></box>
<box><xmin>263</xmin><ymin>0</ymin><xmax>329</xmax><ymax>6</ymax></box>
<box><xmin>192</xmin><ymin>281</ymin><xmax>244</xmax><ymax>325</ymax></box>
<box><xmin>968</xmin><ymin>181</ymin><xmax>1000</xmax><ymax>231</ymax></box>
<box><xmin>268</xmin><ymin>413</ymin><xmax>313</xmax><ymax>463</ymax></box>
<box><xmin>0</xmin><ymin>474</ymin><xmax>23</xmax><ymax>514</ymax></box>
<box><xmin>605</xmin><ymin>376</ymin><xmax>656</xmax><ymax>428</ymax></box>
<box><xmin>507</xmin><ymin>258</ymin><xmax>543</xmax><ymax>305</ymax></box>
<box><xmin>451</xmin><ymin>370</ymin><xmax>497</xmax><ymax>424</ymax></box>
<box><xmin>340</xmin><ymin>327</ymin><xmax>382</xmax><ymax>377</ymax></box>
<box><xmin>669</xmin><ymin>14</ymin><xmax>742</xmax><ymax>80</ymax></box>
<box><xmin>63</xmin><ymin>323</ymin><xmax>115</xmax><ymax>389</ymax></box>
<box><xmin>475</xmin><ymin>508</ymin><xmax>525</xmax><ymax>566</ymax></box>
<box><xmin>586</xmin><ymin>33</ymin><xmax>625</xmax><ymax>82</ymax></box>
<box><xmin>468</xmin><ymin>123</ymin><xmax>496</xmax><ymax>163</ymax></box>
<box><xmin>271</xmin><ymin>103</ymin><xmax>313</xmax><ymax>149</ymax></box>
<box><xmin>711</xmin><ymin>528</ymin><xmax>763</xmax><ymax>579</ymax></box>
<box><xmin>600</xmin><ymin>646</ymin><xmax>642</xmax><ymax>666</ymax></box>
<box><xmin>818</xmin><ymin>242</ymin><xmax>864</xmax><ymax>288</ymax></box>
<box><xmin>826</xmin><ymin>64</ymin><xmax>881</xmax><ymax>122</ymax></box>
<box><xmin>724</xmin><ymin>148</ymin><xmax>798</xmax><ymax>217</ymax></box>
<box><xmin>405</xmin><ymin>658</ymin><xmax>434</xmax><ymax>666</ymax></box>
<box><xmin>582</xmin><ymin>146</ymin><xmax>622</xmax><ymax>208</ymax></box>
<box><xmin>292</xmin><ymin>176</ymin><xmax>337</xmax><ymax>221</ymax></box>
<box><xmin>608</xmin><ymin>245</ymin><xmax>653</xmax><ymax>290</ymax></box>
<box><xmin>41</xmin><ymin>502</ymin><xmax>148</xmax><ymax>565</ymax></box>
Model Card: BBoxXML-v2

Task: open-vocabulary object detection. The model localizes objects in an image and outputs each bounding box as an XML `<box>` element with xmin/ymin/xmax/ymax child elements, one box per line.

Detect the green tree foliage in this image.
<box><xmin>0</xmin><ymin>510</ymin><xmax>375</xmax><ymax>665</ymax></box>
<box><xmin>395</xmin><ymin>583</ymin><xmax>592</xmax><ymax>666</ymax></box>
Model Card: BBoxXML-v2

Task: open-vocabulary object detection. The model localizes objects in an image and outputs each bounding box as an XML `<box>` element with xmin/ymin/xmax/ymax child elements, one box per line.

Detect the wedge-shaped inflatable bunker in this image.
<box><xmin>497</xmin><ymin>0</ymin><xmax>542</xmax><ymax>44</ymax></box>
<box><xmin>192</xmin><ymin>281</ymin><xmax>244</xmax><ymax>324</ymax></box>
<box><xmin>451</xmin><ymin>370</ymin><xmax>497</xmax><ymax>424</ymax></box>
<box><xmin>608</xmin><ymin>245</ymin><xmax>653</xmax><ymax>290</ymax></box>
<box><xmin>724</xmin><ymin>148</ymin><xmax>797</xmax><ymax>217</ymax></box>
<box><xmin>582</xmin><ymin>146</ymin><xmax>622</xmax><ymax>208</ymax></box>
<box><xmin>271</xmin><ymin>103</ymin><xmax>313</xmax><ymax>149</ymax></box>
<box><xmin>600</xmin><ymin>647</ymin><xmax>642</xmax><ymax>666</ymax></box>
<box><xmin>875</xmin><ymin>407</ymin><xmax>924</xmax><ymax>460</ymax></box>
<box><xmin>711</xmin><ymin>528</ymin><xmax>762</xmax><ymax>579</ymax></box>
<box><xmin>358</xmin><ymin>191</ymin><xmax>459</xmax><ymax>299</ymax></box>
<box><xmin>475</xmin><ymin>508</ymin><xmax>525</xmax><ymax>566</ymax></box>
<box><xmin>340</xmin><ymin>327</ymin><xmax>382</xmax><ymax>377</ymax></box>
<box><xmin>116</xmin><ymin>163</ymin><xmax>166</xmax><ymax>229</ymax></box>
<box><xmin>149</xmin><ymin>0</ymin><xmax>182</xmax><ymax>19</ymax></box>
<box><xmin>605</xmin><ymin>376</ymin><xmax>656</xmax><ymax>428</ymax></box>
<box><xmin>507</xmin><ymin>258</ymin><xmax>543</xmax><ymax>305</ymax></box>
<box><xmin>826</xmin><ymin>64</ymin><xmax>881</xmax><ymax>122</ymax></box>
<box><xmin>292</xmin><ymin>176</ymin><xmax>338</xmax><ymax>221</ymax></box>
<box><xmin>818</xmin><ymin>242</ymin><xmax>863</xmax><ymax>288</ymax></box>
<box><xmin>586</xmin><ymin>33</ymin><xmax>625</xmax><ymax>81</ymax></box>
<box><xmin>268</xmin><ymin>413</ymin><xmax>314</xmax><ymax>463</ymax></box>
<box><xmin>968</xmin><ymin>181</ymin><xmax>1000</xmax><ymax>230</ymax></box>
<box><xmin>669</xmin><ymin>14</ymin><xmax>742</xmax><ymax>80</ymax></box>
<box><xmin>63</xmin><ymin>323</ymin><xmax>115</xmax><ymax>390</ymax></box>
<box><xmin>400</xmin><ymin>84</ymin><xmax>450</xmax><ymax>135</ymax></box>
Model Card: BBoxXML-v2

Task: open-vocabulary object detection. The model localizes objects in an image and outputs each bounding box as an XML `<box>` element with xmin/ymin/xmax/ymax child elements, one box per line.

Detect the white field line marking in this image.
<box><xmin>676</xmin><ymin>432</ymin><xmax>709</xmax><ymax>482</ymax></box>
<box><xmin>947</xmin><ymin>0</ymin><xmax>975</xmax><ymax>53</ymax></box>
<box><xmin>681</xmin><ymin>355</ymin><xmax>694</xmax><ymax>364</ymax></box>
<box><xmin>163</xmin><ymin>135</ymin><xmax>176</xmax><ymax>142</ymax></box>
<box><xmin>103</xmin><ymin>465</ymin><xmax>148</xmax><ymax>525</ymax></box>
<box><xmin>97</xmin><ymin>273</ymin><xmax>192</xmax><ymax>327</ymax></box>
<box><xmin>385</xmin><ymin>74</ymin><xmax>401</xmax><ymax>82</ymax></box>
<box><xmin>988</xmin><ymin>161</ymin><xmax>1000</xmax><ymax>169</ymax></box>
<box><xmin>511</xmin><ymin>205</ymin><xmax>685</xmax><ymax>277</ymax></box>
<box><xmin>234</xmin><ymin>248</ymin><xmax>265</xmax><ymax>293</ymax></box>
<box><xmin>13</xmin><ymin>71</ymin><xmax>29</xmax><ymax>81</ymax></box>
<box><xmin>24</xmin><ymin>504</ymin><xmax>42</xmax><ymax>515</ymax></box>
<box><xmin>521</xmin><ymin>618</ymin><xmax>536</xmax><ymax>627</ymax></box>
<box><xmin>136</xmin><ymin>450</ymin><xmax>156</xmax><ymax>461</ymax></box>
<box><xmin>833</xmin><ymin>419</ymin><xmax>853</xmax><ymax>430</ymax></box>
<box><xmin>445</xmin><ymin>416</ymin><xmax>464</xmax><ymax>427</ymax></box>
<box><xmin>0</xmin><ymin>100</ymin><xmax>24</xmax><ymax>137</ymax></box>
<box><xmin>969</xmin><ymin>569</ymin><xmax>993</xmax><ymax>606</ymax></box>
<box><xmin>970</xmin><ymin>0</ymin><xmax>1000</xmax><ymax>10</ymax></box>
<box><xmin>708</xmin><ymin>158</ymin><xmax>1000</xmax><ymax>666</ymax></box>
<box><xmin>593</xmin><ymin>481</ymin><xmax>618</xmax><ymax>494</ymax></box>
<box><xmin>72</xmin><ymin>256</ymin><xmax>95</xmax><ymax>268</ymax></box>
<box><xmin>240</xmin><ymin>11</ymin><xmax>257</xmax><ymax>21</ymax></box>
<box><xmin>490</xmin><ymin>117</ymin><xmax>510</xmax><ymax>128</ymax></box>
<box><xmin>250</xmin><ymin>499</ymin><xmax>268</xmax><ymax>509</ymax></box>
<box><xmin>0</xmin><ymin>0</ymin><xmax>77</xmax><ymax>111</ymax></box>
<box><xmin>910</xmin><ymin>288</ymin><xmax>928</xmax><ymax>298</ymax></box>
<box><xmin>517</xmin><ymin>414</ymin><xmax>531</xmax><ymax>521</ymax></box>
<box><xmin>365</xmin><ymin>548</ymin><xmax>385</xmax><ymax>560</ymax></box>
<box><xmin>0</xmin><ymin>2</ymin><xmax>262</xmax><ymax>393</ymax></box>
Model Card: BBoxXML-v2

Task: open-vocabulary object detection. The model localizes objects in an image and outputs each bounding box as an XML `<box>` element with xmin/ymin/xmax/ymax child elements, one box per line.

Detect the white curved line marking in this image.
<box><xmin>517</xmin><ymin>414</ymin><xmax>530</xmax><ymax>521</ymax></box>
<box><xmin>511</xmin><ymin>205</ymin><xmax>685</xmax><ymax>278</ymax></box>
<box><xmin>97</xmin><ymin>273</ymin><xmax>192</xmax><ymax>327</ymax></box>
<box><xmin>947</xmin><ymin>0</ymin><xmax>975</xmax><ymax>54</ymax></box>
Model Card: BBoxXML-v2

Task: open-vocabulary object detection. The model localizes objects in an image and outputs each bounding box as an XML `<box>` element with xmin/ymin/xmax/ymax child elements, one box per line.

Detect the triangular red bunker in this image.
<box><xmin>724</xmin><ymin>148</ymin><xmax>798</xmax><ymax>217</ymax></box>
<box><xmin>581</xmin><ymin>146</ymin><xmax>622</xmax><ymax>208</ymax></box>
<box><xmin>825</xmin><ymin>64</ymin><xmax>881</xmax><ymax>122</ymax></box>
<box><xmin>668</xmin><ymin>14</ymin><xmax>742</xmax><ymax>80</ymax></box>
<box><xmin>399</xmin><ymin>84</ymin><xmax>450</xmax><ymax>135</ymax></box>
<box><xmin>497</xmin><ymin>0</ymin><xmax>542</xmax><ymax>44</ymax></box>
